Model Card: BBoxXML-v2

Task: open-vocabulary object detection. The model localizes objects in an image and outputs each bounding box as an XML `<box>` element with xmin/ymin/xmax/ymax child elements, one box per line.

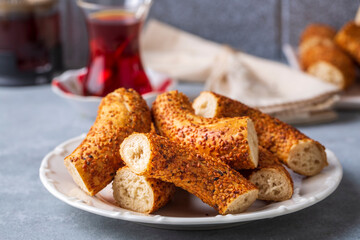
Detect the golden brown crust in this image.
<box><xmin>147</xmin><ymin>176</ymin><xmax>176</xmax><ymax>213</ymax></box>
<box><xmin>240</xmin><ymin>147</ymin><xmax>291</xmax><ymax>179</ymax></box>
<box><xmin>150</xmin><ymin>123</ymin><xmax>157</xmax><ymax>134</ymax></box>
<box><xmin>152</xmin><ymin>91</ymin><xmax>258</xmax><ymax>170</ymax></box>
<box><xmin>300</xmin><ymin>24</ymin><xmax>336</xmax><ymax>44</ymax></box>
<box><xmin>121</xmin><ymin>133</ymin><xmax>258</xmax><ymax>214</ymax></box>
<box><xmin>299</xmin><ymin>24</ymin><xmax>336</xmax><ymax>56</ymax></box>
<box><xmin>64</xmin><ymin>88</ymin><xmax>152</xmax><ymax>196</ymax></box>
<box><xmin>194</xmin><ymin>91</ymin><xmax>327</xmax><ymax>176</ymax></box>
<box><xmin>298</xmin><ymin>23</ymin><xmax>355</xmax><ymax>90</ymax></box>
<box><xmin>335</xmin><ymin>21</ymin><xmax>360</xmax><ymax>65</ymax></box>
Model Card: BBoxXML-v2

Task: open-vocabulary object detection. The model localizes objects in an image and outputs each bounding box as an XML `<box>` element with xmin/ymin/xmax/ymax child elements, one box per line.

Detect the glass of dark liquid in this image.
<box><xmin>77</xmin><ymin>0</ymin><xmax>153</xmax><ymax>97</ymax></box>
<box><xmin>0</xmin><ymin>0</ymin><xmax>62</xmax><ymax>86</ymax></box>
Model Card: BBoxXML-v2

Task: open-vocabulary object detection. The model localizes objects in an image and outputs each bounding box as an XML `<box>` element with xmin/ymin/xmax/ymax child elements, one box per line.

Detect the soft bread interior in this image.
<box><xmin>120</xmin><ymin>134</ymin><xmax>151</xmax><ymax>174</ymax></box>
<box><xmin>193</xmin><ymin>92</ymin><xmax>217</xmax><ymax>118</ymax></box>
<box><xmin>112</xmin><ymin>168</ymin><xmax>154</xmax><ymax>213</ymax></box>
<box><xmin>288</xmin><ymin>140</ymin><xmax>326</xmax><ymax>176</ymax></box>
<box><xmin>246</xmin><ymin>119</ymin><xmax>259</xmax><ymax>168</ymax></box>
<box><xmin>249</xmin><ymin>169</ymin><xmax>292</xmax><ymax>201</ymax></box>
<box><xmin>64</xmin><ymin>160</ymin><xmax>90</xmax><ymax>194</ymax></box>
<box><xmin>224</xmin><ymin>189</ymin><xmax>258</xmax><ymax>214</ymax></box>
<box><xmin>307</xmin><ymin>61</ymin><xmax>344</xmax><ymax>89</ymax></box>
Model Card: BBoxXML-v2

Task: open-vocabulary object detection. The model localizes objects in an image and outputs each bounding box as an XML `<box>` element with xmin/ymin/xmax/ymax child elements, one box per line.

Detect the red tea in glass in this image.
<box><xmin>82</xmin><ymin>9</ymin><xmax>152</xmax><ymax>97</ymax></box>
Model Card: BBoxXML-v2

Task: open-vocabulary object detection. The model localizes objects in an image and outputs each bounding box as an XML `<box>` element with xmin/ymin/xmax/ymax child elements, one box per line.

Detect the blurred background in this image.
<box><xmin>60</xmin><ymin>0</ymin><xmax>359</xmax><ymax>68</ymax></box>
<box><xmin>2</xmin><ymin>2</ymin><xmax>360</xmax><ymax>239</ymax></box>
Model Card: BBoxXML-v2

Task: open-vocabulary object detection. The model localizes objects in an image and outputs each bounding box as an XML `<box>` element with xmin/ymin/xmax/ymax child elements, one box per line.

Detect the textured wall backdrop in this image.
<box><xmin>59</xmin><ymin>0</ymin><xmax>359</xmax><ymax>69</ymax></box>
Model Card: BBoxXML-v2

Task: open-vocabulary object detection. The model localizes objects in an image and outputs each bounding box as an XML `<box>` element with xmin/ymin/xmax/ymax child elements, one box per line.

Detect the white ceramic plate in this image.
<box><xmin>39</xmin><ymin>134</ymin><xmax>342</xmax><ymax>230</ymax></box>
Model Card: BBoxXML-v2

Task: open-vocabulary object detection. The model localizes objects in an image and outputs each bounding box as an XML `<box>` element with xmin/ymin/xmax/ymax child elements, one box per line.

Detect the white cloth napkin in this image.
<box><xmin>142</xmin><ymin>20</ymin><xmax>222</xmax><ymax>82</ymax></box>
<box><xmin>205</xmin><ymin>48</ymin><xmax>339</xmax><ymax>113</ymax></box>
<box><xmin>141</xmin><ymin>20</ymin><xmax>341</xmax><ymax>123</ymax></box>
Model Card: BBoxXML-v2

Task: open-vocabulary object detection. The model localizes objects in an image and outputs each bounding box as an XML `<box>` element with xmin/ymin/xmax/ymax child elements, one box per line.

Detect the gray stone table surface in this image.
<box><xmin>0</xmin><ymin>85</ymin><xmax>360</xmax><ymax>240</ymax></box>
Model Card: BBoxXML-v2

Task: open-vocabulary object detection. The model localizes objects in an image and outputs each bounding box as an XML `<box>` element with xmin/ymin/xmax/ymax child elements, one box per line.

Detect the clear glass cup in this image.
<box><xmin>77</xmin><ymin>0</ymin><xmax>153</xmax><ymax>96</ymax></box>
<box><xmin>0</xmin><ymin>0</ymin><xmax>62</xmax><ymax>86</ymax></box>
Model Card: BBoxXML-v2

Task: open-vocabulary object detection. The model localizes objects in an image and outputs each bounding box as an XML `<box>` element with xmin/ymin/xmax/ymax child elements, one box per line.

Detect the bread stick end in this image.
<box><xmin>112</xmin><ymin>167</ymin><xmax>155</xmax><ymax>213</ymax></box>
<box><xmin>223</xmin><ymin>188</ymin><xmax>258</xmax><ymax>214</ymax></box>
<box><xmin>120</xmin><ymin>133</ymin><xmax>151</xmax><ymax>174</ymax></box>
<box><xmin>288</xmin><ymin>140</ymin><xmax>327</xmax><ymax>176</ymax></box>
<box><xmin>64</xmin><ymin>158</ymin><xmax>94</xmax><ymax>196</ymax></box>
<box><xmin>247</xmin><ymin>118</ymin><xmax>259</xmax><ymax>168</ymax></box>
<box><xmin>249</xmin><ymin>168</ymin><xmax>293</xmax><ymax>201</ymax></box>
<box><xmin>193</xmin><ymin>91</ymin><xmax>217</xmax><ymax>118</ymax></box>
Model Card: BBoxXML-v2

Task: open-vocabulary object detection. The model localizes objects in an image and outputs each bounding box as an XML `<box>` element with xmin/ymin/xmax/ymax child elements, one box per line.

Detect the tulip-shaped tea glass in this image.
<box><xmin>77</xmin><ymin>0</ymin><xmax>153</xmax><ymax>96</ymax></box>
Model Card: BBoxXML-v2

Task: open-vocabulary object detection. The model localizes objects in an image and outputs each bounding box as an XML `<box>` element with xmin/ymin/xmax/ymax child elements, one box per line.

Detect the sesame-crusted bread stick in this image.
<box><xmin>335</xmin><ymin>21</ymin><xmax>360</xmax><ymax>65</ymax></box>
<box><xmin>300</xmin><ymin>43</ymin><xmax>355</xmax><ymax>90</ymax></box>
<box><xmin>152</xmin><ymin>91</ymin><xmax>259</xmax><ymax>170</ymax></box>
<box><xmin>193</xmin><ymin>91</ymin><xmax>327</xmax><ymax>176</ymax></box>
<box><xmin>64</xmin><ymin>88</ymin><xmax>152</xmax><ymax>196</ymax></box>
<box><xmin>112</xmin><ymin>167</ymin><xmax>175</xmax><ymax>213</ymax></box>
<box><xmin>240</xmin><ymin>147</ymin><xmax>294</xmax><ymax>201</ymax></box>
<box><xmin>299</xmin><ymin>23</ymin><xmax>336</xmax><ymax>56</ymax></box>
<box><xmin>298</xmin><ymin>24</ymin><xmax>355</xmax><ymax>90</ymax></box>
<box><xmin>120</xmin><ymin>133</ymin><xmax>259</xmax><ymax>214</ymax></box>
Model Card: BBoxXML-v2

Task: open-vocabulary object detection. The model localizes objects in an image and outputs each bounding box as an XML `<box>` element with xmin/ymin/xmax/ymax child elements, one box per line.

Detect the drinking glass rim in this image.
<box><xmin>77</xmin><ymin>0</ymin><xmax>152</xmax><ymax>10</ymax></box>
